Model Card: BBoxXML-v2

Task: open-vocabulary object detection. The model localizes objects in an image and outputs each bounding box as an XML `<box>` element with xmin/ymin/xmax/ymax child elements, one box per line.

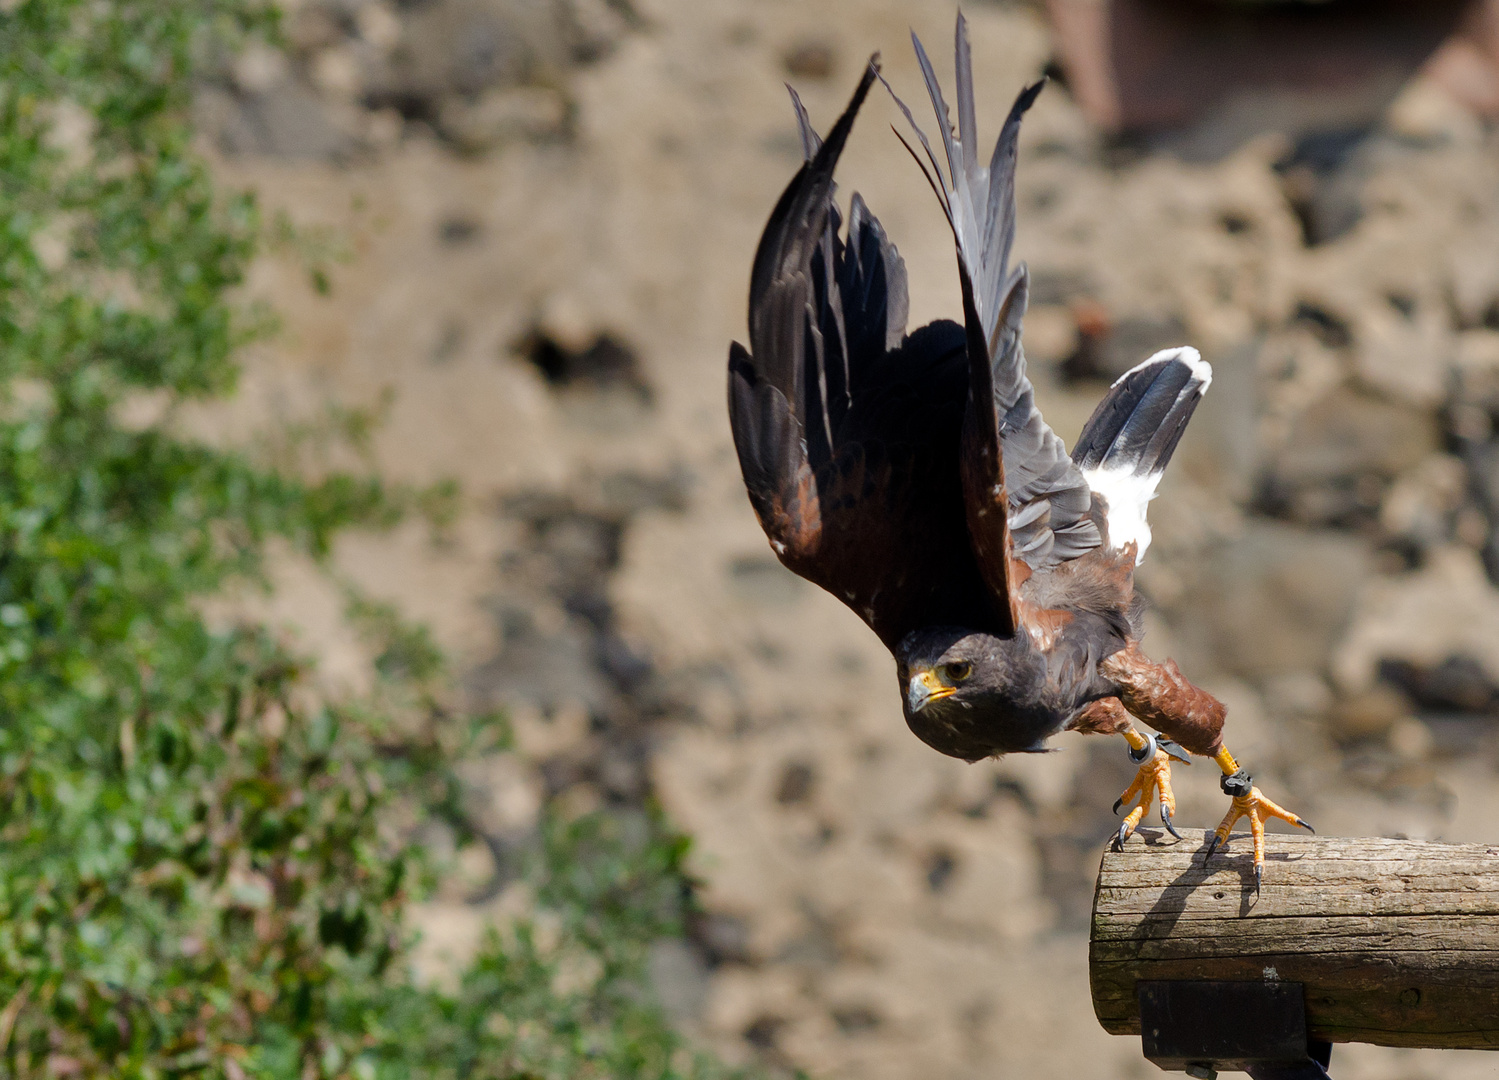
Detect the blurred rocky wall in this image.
<box><xmin>198</xmin><ymin>1</ymin><xmax>1499</xmax><ymax>1077</ymax></box>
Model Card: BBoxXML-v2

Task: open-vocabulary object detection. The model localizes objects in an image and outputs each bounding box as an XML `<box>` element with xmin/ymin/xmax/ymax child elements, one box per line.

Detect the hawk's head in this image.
<box><xmin>894</xmin><ymin>627</ymin><xmax>1056</xmax><ymax>761</ymax></box>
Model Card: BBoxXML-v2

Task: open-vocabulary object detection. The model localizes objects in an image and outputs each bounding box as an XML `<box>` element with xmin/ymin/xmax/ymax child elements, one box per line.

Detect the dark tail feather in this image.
<box><xmin>1072</xmin><ymin>347</ymin><xmax>1211</xmax><ymax>477</ymax></box>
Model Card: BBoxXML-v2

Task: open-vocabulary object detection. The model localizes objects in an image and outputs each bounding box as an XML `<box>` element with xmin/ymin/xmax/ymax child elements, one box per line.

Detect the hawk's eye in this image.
<box><xmin>942</xmin><ymin>661</ymin><xmax>972</xmax><ymax>683</ymax></box>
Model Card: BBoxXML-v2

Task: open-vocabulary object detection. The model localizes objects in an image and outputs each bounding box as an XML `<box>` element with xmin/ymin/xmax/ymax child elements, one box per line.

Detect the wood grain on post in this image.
<box><xmin>1091</xmin><ymin>829</ymin><xmax>1499</xmax><ymax>1049</ymax></box>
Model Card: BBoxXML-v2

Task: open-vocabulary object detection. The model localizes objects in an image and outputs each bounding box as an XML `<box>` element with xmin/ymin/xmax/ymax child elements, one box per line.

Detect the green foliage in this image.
<box><xmin>338</xmin><ymin>813</ymin><xmax>715</xmax><ymax>1080</ymax></box>
<box><xmin>0</xmin><ymin>2</ymin><xmax>745</xmax><ymax>1078</ymax></box>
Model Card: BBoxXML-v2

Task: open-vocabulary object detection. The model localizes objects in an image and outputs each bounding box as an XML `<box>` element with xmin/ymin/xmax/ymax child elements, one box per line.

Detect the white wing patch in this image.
<box><xmin>1081</xmin><ymin>465</ymin><xmax>1161</xmax><ymax>564</ymax></box>
<box><xmin>1081</xmin><ymin>347</ymin><xmax>1212</xmax><ymax>565</ymax></box>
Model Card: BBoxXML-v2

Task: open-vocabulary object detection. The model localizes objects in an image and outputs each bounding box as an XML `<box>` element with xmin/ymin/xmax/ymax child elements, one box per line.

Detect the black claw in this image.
<box><xmin>1255</xmin><ymin>863</ymin><xmax>1263</xmax><ymax>893</ymax></box>
<box><xmin>1160</xmin><ymin>804</ymin><xmax>1183</xmax><ymax>840</ymax></box>
<box><xmin>1205</xmin><ymin>834</ymin><xmax>1221</xmax><ymax>860</ymax></box>
<box><xmin>1113</xmin><ymin>797</ymin><xmax>1123</xmax><ymax>815</ymax></box>
<box><xmin>1113</xmin><ymin>821</ymin><xmax>1130</xmax><ymax>851</ymax></box>
<box><xmin>1298</xmin><ymin>818</ymin><xmax>1316</xmax><ymax>834</ymax></box>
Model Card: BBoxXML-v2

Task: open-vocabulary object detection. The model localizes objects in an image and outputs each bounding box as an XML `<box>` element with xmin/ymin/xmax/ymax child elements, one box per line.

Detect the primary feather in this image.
<box><xmin>728</xmin><ymin>59</ymin><xmax>996</xmax><ymax>650</ymax></box>
<box><xmin>882</xmin><ymin>17</ymin><xmax>1099</xmax><ymax>571</ymax></box>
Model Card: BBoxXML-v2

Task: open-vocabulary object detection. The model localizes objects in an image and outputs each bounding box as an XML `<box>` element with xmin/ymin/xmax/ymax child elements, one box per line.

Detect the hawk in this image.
<box><xmin>727</xmin><ymin>17</ymin><xmax>1310</xmax><ymax>885</ymax></box>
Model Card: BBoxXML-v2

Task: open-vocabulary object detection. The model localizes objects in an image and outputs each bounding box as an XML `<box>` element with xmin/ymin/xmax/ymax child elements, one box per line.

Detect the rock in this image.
<box><xmin>690</xmin><ymin>910</ymin><xmax>755</xmax><ymax>966</ymax></box>
<box><xmin>1327</xmin><ymin>685</ymin><xmax>1408</xmax><ymax>744</ymax></box>
<box><xmin>311</xmin><ymin>44</ymin><xmax>365</xmax><ymax>100</ymax></box>
<box><xmin>1379</xmin><ymin>654</ymin><xmax>1499</xmax><ymax>715</ymax></box>
<box><xmin>1445</xmin><ymin>337</ymin><xmax>1499</xmax><ymax>579</ymax></box>
<box><xmin>40</xmin><ymin>99</ymin><xmax>95</xmax><ymax>173</ymax></box>
<box><xmin>1448</xmin><ymin>227</ymin><xmax>1499</xmax><ymax>327</ymax></box>
<box><xmin>364</xmin><ymin>0</ymin><xmax>559</xmax><ymax>120</ymax></box>
<box><xmin>774</xmin><ymin>760</ymin><xmax>816</xmax><ymax>805</ymax></box>
<box><xmin>1385</xmin><ymin>73</ymin><xmax>1484</xmax><ymax>145</ymax></box>
<box><xmin>1259</xmin><ymin>385</ymin><xmax>1440</xmax><ymax>528</ymax></box>
<box><xmin>1448</xmin><ymin>346</ymin><xmax>1499</xmax><ymax>582</ymax></box>
<box><xmin>514</xmin><ymin>325</ymin><xmax>651</xmax><ymax>400</ymax></box>
<box><xmin>1426</xmin><ymin>0</ymin><xmax>1499</xmax><ymax>118</ymax></box>
<box><xmin>727</xmin><ymin>556</ymin><xmax>806</xmax><ymax>607</ymax></box>
<box><xmin>1453</xmin><ymin>331</ymin><xmax>1499</xmax><ymax>439</ymax></box>
<box><xmin>285</xmin><ymin>6</ymin><xmax>346</xmax><ymax>55</ymax></box>
<box><xmin>212</xmin><ymin>82</ymin><xmax>356</xmax><ymax>160</ymax></box>
<box><xmin>1354</xmin><ymin>292</ymin><xmax>1453</xmax><ymax>406</ymax></box>
<box><xmin>1333</xmin><ymin>545</ymin><xmax>1499</xmax><ymax>693</ymax></box>
<box><xmin>457</xmin><ymin>752</ymin><xmax>544</xmax><ymax>837</ymax></box>
<box><xmin>1275</xmin><ymin>131</ymin><xmax>1372</xmax><ymax>246</ymax></box>
<box><xmin>355</xmin><ymin>2</ymin><xmax>403</xmax><ymax>53</ymax></box>
<box><xmin>232</xmin><ymin>41</ymin><xmax>290</xmax><ymax>94</ymax></box>
<box><xmin>1379</xmin><ymin>454</ymin><xmax>1466</xmax><ymax>555</ymax></box>
<box><xmin>782</xmin><ymin>39</ymin><xmax>836</xmax><ymax>81</ymax></box>
<box><xmin>563</xmin><ymin>0</ymin><xmax>635</xmax><ymax>64</ymax></box>
<box><xmin>1189</xmin><ymin>522</ymin><xmax>1372</xmax><ymax>679</ymax></box>
<box><xmin>223</xmin><ymin>0</ymin><xmax>635</xmax><ymax>158</ymax></box>
<box><xmin>1388</xmin><ymin>716</ymin><xmax>1436</xmax><ymax>760</ymax></box>
<box><xmin>1058</xmin><ymin>307</ymin><xmax>1187</xmax><ymax>384</ymax></box>
<box><xmin>1020</xmin><ymin>303</ymin><xmax>1079</xmax><ymax>368</ymax></box>
<box><xmin>648</xmin><ymin>938</ymin><xmax>711</xmax><ymax>1022</ymax></box>
<box><xmin>1464</xmin><ymin>442</ymin><xmax>1499</xmax><ymax>583</ymax></box>
<box><xmin>438</xmin><ymin>84</ymin><xmax>572</xmax><ymax>151</ymax></box>
<box><xmin>419</xmin><ymin>0</ymin><xmax>544</xmax><ymax>95</ymax></box>
<box><xmin>363</xmin><ymin>106</ymin><xmax>404</xmax><ymax>148</ymax></box>
<box><xmin>405</xmin><ymin>899</ymin><xmax>492</xmax><ymax>989</ymax></box>
<box><xmin>1261</xmin><ymin>670</ymin><xmax>1334</xmax><ymax>720</ymax></box>
<box><xmin>1456</xmin><ymin>329</ymin><xmax>1499</xmax><ymax>374</ymax></box>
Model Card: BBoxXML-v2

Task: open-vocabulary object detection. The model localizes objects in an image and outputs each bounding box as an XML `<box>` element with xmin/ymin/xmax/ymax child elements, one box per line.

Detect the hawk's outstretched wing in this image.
<box><xmin>884</xmin><ymin>17</ymin><xmax>1102</xmax><ymax>583</ymax></box>
<box><xmin>727</xmin><ymin>60</ymin><xmax>1003</xmax><ymax>649</ymax></box>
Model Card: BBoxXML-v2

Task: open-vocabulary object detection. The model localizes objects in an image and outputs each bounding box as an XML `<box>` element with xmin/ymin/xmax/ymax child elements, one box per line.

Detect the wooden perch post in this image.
<box><xmin>1091</xmin><ymin>829</ymin><xmax>1499</xmax><ymax>1052</ymax></box>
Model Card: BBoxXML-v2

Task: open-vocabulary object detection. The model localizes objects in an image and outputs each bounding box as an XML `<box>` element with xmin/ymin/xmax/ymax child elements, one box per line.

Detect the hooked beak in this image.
<box><xmin>907</xmin><ymin>669</ymin><xmax>955</xmax><ymax>713</ymax></box>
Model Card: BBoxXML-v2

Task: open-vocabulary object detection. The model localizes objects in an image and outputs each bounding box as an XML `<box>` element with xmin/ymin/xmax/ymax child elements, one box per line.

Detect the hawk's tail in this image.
<box><xmin>1070</xmin><ymin>347</ymin><xmax>1212</xmax><ymax>562</ymax></box>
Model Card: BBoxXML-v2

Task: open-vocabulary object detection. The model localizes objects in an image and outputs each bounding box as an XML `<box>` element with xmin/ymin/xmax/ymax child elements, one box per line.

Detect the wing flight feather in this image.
<box><xmin>728</xmin><ymin>58</ymin><xmax>998</xmax><ymax>649</ymax></box>
<box><xmin>883</xmin><ymin>17</ymin><xmax>1102</xmax><ymax>578</ymax></box>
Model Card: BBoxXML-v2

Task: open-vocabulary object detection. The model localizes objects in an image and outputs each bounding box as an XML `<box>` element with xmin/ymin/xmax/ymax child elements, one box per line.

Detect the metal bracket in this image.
<box><xmin>1137</xmin><ymin>981</ymin><xmax>1333</xmax><ymax>1078</ymax></box>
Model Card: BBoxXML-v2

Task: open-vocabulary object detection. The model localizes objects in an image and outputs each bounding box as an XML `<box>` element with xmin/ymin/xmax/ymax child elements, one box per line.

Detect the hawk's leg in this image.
<box><xmin>1111</xmin><ymin>727</ymin><xmax>1190</xmax><ymax>850</ymax></box>
<box><xmin>1098</xmin><ymin>644</ymin><xmax>1314</xmax><ymax>887</ymax></box>
<box><xmin>1065</xmin><ymin>697</ymin><xmax>1189</xmax><ymax>848</ymax></box>
<box><xmin>1207</xmin><ymin>747</ymin><xmax>1315</xmax><ymax>890</ymax></box>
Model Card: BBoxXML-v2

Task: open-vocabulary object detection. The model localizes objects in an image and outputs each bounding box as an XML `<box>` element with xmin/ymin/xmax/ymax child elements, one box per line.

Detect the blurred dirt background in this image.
<box><xmin>195</xmin><ymin>0</ymin><xmax>1499</xmax><ymax>1075</ymax></box>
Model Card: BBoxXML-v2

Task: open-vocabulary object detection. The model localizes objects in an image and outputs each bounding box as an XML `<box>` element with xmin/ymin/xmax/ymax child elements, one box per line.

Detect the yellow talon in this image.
<box><xmin>1112</xmin><ymin>730</ymin><xmax>1184</xmax><ymax>848</ymax></box>
<box><xmin>1206</xmin><ymin>747</ymin><xmax>1313</xmax><ymax>888</ymax></box>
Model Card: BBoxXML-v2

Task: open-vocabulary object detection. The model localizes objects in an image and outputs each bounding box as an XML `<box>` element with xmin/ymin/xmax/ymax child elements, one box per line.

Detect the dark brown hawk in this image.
<box><xmin>727</xmin><ymin>16</ymin><xmax>1310</xmax><ymax>885</ymax></box>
